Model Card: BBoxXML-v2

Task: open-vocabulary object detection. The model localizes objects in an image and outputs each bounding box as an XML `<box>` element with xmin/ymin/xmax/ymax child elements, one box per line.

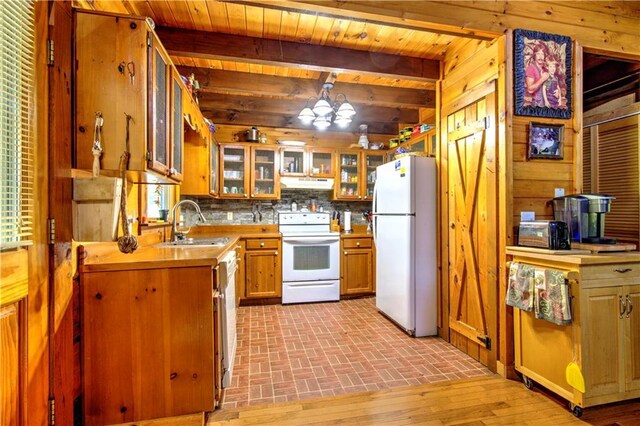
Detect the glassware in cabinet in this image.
<box><xmin>251</xmin><ymin>147</ymin><xmax>279</xmax><ymax>198</ymax></box>
<box><xmin>220</xmin><ymin>145</ymin><xmax>248</xmax><ymax>198</ymax></box>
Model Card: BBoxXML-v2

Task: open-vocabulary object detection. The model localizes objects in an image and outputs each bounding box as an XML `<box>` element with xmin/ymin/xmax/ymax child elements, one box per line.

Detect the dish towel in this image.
<box><xmin>534</xmin><ymin>267</ymin><xmax>572</xmax><ymax>325</ymax></box>
<box><xmin>506</xmin><ymin>262</ymin><xmax>535</xmax><ymax>311</ymax></box>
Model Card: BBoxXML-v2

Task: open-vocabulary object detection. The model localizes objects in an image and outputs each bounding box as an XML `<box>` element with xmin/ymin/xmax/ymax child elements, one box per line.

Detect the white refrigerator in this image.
<box><xmin>372</xmin><ymin>155</ymin><xmax>437</xmax><ymax>337</ymax></box>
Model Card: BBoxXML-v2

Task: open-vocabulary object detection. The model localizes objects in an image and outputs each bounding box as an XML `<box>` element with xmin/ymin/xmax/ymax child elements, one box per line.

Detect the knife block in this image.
<box><xmin>330</xmin><ymin>219</ymin><xmax>340</xmax><ymax>232</ymax></box>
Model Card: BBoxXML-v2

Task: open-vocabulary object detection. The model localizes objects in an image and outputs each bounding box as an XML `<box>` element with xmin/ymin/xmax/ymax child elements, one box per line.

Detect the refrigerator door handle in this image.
<box><xmin>372</xmin><ymin>178</ymin><xmax>378</xmax><ymax>214</ymax></box>
<box><xmin>373</xmin><ymin>214</ymin><xmax>377</xmax><ymax>246</ymax></box>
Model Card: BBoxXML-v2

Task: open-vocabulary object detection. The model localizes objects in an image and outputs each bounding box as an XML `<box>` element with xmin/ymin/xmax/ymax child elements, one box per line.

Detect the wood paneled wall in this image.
<box><xmin>512</xmin><ymin>116</ymin><xmax>576</xmax><ymax>225</ymax></box>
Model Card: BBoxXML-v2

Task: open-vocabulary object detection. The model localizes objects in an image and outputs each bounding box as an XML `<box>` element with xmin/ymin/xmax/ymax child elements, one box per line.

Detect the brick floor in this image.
<box><xmin>223</xmin><ymin>297</ymin><xmax>493</xmax><ymax>408</ymax></box>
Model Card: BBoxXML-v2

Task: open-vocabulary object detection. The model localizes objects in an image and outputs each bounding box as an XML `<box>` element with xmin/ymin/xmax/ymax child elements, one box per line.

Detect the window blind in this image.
<box><xmin>0</xmin><ymin>1</ymin><xmax>34</xmax><ymax>249</ymax></box>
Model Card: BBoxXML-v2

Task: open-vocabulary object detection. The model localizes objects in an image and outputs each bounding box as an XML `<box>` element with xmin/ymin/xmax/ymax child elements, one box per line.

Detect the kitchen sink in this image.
<box><xmin>157</xmin><ymin>237</ymin><xmax>231</xmax><ymax>247</ymax></box>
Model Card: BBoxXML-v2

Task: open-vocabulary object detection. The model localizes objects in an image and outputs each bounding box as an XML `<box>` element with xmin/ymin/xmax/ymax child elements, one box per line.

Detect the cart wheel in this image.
<box><xmin>522</xmin><ymin>375</ymin><xmax>534</xmax><ymax>390</ymax></box>
<box><xmin>570</xmin><ymin>404</ymin><xmax>583</xmax><ymax>418</ymax></box>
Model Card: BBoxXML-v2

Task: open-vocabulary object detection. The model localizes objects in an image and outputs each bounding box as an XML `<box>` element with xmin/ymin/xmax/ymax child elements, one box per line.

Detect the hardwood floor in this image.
<box><xmin>204</xmin><ymin>376</ymin><xmax>640</xmax><ymax>425</ymax></box>
<box><xmin>115</xmin><ymin>375</ymin><xmax>640</xmax><ymax>425</ymax></box>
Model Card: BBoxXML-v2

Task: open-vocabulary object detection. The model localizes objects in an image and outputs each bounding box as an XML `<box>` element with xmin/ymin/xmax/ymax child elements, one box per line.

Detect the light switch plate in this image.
<box><xmin>521</xmin><ymin>211</ymin><xmax>535</xmax><ymax>221</ymax></box>
<box><xmin>227</xmin><ymin>212</ymin><xmax>233</xmax><ymax>221</ymax></box>
<box><xmin>554</xmin><ymin>188</ymin><xmax>565</xmax><ymax>198</ymax></box>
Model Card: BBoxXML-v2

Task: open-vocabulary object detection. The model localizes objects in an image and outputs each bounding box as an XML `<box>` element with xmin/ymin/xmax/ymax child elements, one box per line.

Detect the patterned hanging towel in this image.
<box><xmin>506</xmin><ymin>262</ymin><xmax>535</xmax><ymax>311</ymax></box>
<box><xmin>534</xmin><ymin>267</ymin><xmax>572</xmax><ymax>325</ymax></box>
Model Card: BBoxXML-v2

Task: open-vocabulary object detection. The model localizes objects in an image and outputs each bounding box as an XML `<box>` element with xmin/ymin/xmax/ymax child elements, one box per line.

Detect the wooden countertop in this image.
<box><xmin>81</xmin><ymin>235</ymin><xmax>241</xmax><ymax>272</ymax></box>
<box><xmin>341</xmin><ymin>231</ymin><xmax>373</xmax><ymax>238</ymax></box>
<box><xmin>506</xmin><ymin>246</ymin><xmax>640</xmax><ymax>265</ymax></box>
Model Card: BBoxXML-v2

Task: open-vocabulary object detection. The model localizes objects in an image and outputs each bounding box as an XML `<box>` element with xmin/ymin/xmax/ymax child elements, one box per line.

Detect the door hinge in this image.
<box><xmin>146</xmin><ymin>151</ymin><xmax>152</xmax><ymax>161</ymax></box>
<box><xmin>478</xmin><ymin>335</ymin><xmax>491</xmax><ymax>350</ymax></box>
<box><xmin>47</xmin><ymin>39</ymin><xmax>54</xmax><ymax>66</ymax></box>
<box><xmin>48</xmin><ymin>397</ymin><xmax>55</xmax><ymax>425</ymax></box>
<box><xmin>47</xmin><ymin>218</ymin><xmax>56</xmax><ymax>244</ymax></box>
<box><xmin>147</xmin><ymin>32</ymin><xmax>152</xmax><ymax>47</ymax></box>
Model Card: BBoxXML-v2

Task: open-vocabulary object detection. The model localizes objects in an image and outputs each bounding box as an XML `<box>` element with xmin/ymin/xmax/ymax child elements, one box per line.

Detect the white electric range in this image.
<box><xmin>279</xmin><ymin>211</ymin><xmax>340</xmax><ymax>304</ymax></box>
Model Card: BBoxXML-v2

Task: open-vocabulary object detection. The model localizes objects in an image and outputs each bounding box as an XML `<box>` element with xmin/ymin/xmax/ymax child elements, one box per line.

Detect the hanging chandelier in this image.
<box><xmin>297</xmin><ymin>83</ymin><xmax>356</xmax><ymax>130</ymax></box>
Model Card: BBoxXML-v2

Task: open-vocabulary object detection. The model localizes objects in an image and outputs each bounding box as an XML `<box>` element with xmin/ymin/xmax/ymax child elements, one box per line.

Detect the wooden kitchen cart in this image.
<box><xmin>506</xmin><ymin>247</ymin><xmax>640</xmax><ymax>417</ymax></box>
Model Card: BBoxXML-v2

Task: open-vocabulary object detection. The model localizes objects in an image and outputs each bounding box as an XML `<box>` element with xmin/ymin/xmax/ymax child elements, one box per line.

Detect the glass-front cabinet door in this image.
<box><xmin>169</xmin><ymin>70</ymin><xmax>184</xmax><ymax>181</ymax></box>
<box><xmin>220</xmin><ymin>145</ymin><xmax>249</xmax><ymax>198</ymax></box>
<box><xmin>148</xmin><ymin>39</ymin><xmax>171</xmax><ymax>177</ymax></box>
<box><xmin>280</xmin><ymin>148</ymin><xmax>305</xmax><ymax>176</ymax></box>
<box><xmin>309</xmin><ymin>149</ymin><xmax>334</xmax><ymax>178</ymax></box>
<box><xmin>336</xmin><ymin>152</ymin><xmax>361</xmax><ymax>200</ymax></box>
<box><xmin>251</xmin><ymin>147</ymin><xmax>279</xmax><ymax>199</ymax></box>
<box><xmin>209</xmin><ymin>140</ymin><xmax>219</xmax><ymax>197</ymax></box>
<box><xmin>363</xmin><ymin>152</ymin><xmax>384</xmax><ymax>200</ymax></box>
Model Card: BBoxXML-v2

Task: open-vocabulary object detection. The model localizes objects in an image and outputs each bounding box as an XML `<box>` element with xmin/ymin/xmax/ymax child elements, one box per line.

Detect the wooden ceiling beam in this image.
<box><xmin>203</xmin><ymin>109</ymin><xmax>400</xmax><ymax>135</ymax></box>
<box><xmin>176</xmin><ymin>66</ymin><xmax>435</xmax><ymax>109</ymax></box>
<box><xmin>156</xmin><ymin>26</ymin><xmax>440</xmax><ymax>82</ymax></box>
<box><xmin>198</xmin><ymin>92</ymin><xmax>419</xmax><ymax>123</ymax></box>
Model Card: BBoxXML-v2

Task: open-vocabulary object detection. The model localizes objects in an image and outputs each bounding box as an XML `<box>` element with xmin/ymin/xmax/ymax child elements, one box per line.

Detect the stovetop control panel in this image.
<box><xmin>278</xmin><ymin>211</ymin><xmax>331</xmax><ymax>225</ymax></box>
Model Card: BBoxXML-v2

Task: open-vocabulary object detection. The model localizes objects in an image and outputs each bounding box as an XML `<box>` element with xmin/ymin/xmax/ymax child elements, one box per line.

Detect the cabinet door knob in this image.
<box><xmin>344</xmin><ymin>251</ymin><xmax>348</xmax><ymax>255</ymax></box>
<box><xmin>627</xmin><ymin>295</ymin><xmax>634</xmax><ymax>318</ymax></box>
<box><xmin>251</xmin><ymin>194</ymin><xmax>255</xmax><ymax>198</ymax></box>
<box><xmin>620</xmin><ymin>295</ymin><xmax>627</xmax><ymax>319</ymax></box>
<box><xmin>356</xmin><ymin>242</ymin><xmax>360</xmax><ymax>246</ymax></box>
<box><xmin>358</xmin><ymin>195</ymin><xmax>362</xmax><ymax>199</ymax></box>
<box><xmin>260</xmin><ymin>242</ymin><xmax>264</xmax><ymax>247</ymax></box>
<box><xmin>244</xmin><ymin>193</ymin><xmax>248</xmax><ymax>198</ymax></box>
<box><xmin>274</xmin><ymin>251</ymin><xmax>278</xmax><ymax>256</ymax></box>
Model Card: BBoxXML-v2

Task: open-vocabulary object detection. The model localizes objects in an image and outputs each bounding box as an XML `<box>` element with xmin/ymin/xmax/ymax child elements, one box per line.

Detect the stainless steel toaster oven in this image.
<box><xmin>518</xmin><ymin>220</ymin><xmax>570</xmax><ymax>250</ymax></box>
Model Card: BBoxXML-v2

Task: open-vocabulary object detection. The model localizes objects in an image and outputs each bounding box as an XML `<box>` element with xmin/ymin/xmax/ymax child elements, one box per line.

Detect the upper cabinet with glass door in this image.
<box><xmin>280</xmin><ymin>148</ymin><xmax>306</xmax><ymax>176</ymax></box>
<box><xmin>309</xmin><ymin>149</ymin><xmax>335</xmax><ymax>178</ymax></box>
<box><xmin>251</xmin><ymin>146</ymin><xmax>279</xmax><ymax>199</ymax></box>
<box><xmin>220</xmin><ymin>145</ymin><xmax>249</xmax><ymax>199</ymax></box>
<box><xmin>336</xmin><ymin>152</ymin><xmax>362</xmax><ymax>200</ymax></box>
<box><xmin>74</xmin><ymin>10</ymin><xmax>183</xmax><ymax>183</ymax></box>
<box><xmin>363</xmin><ymin>153</ymin><xmax>384</xmax><ymax>200</ymax></box>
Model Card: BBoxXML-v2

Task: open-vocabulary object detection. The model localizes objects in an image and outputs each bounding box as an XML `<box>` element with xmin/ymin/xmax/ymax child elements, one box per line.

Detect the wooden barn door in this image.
<box><xmin>445</xmin><ymin>82</ymin><xmax>498</xmax><ymax>371</ymax></box>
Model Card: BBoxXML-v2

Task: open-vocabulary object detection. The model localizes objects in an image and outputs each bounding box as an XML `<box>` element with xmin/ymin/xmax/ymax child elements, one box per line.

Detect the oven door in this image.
<box><xmin>282</xmin><ymin>235</ymin><xmax>340</xmax><ymax>282</ymax></box>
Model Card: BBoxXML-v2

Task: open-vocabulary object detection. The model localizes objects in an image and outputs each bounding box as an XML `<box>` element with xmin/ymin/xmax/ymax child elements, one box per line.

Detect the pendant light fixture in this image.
<box><xmin>297</xmin><ymin>82</ymin><xmax>356</xmax><ymax>130</ymax></box>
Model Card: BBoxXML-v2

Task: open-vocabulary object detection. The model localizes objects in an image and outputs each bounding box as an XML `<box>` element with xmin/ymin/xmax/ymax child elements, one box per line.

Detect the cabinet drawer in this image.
<box><xmin>580</xmin><ymin>263</ymin><xmax>640</xmax><ymax>287</ymax></box>
<box><xmin>343</xmin><ymin>238</ymin><xmax>372</xmax><ymax>249</ymax></box>
<box><xmin>245</xmin><ymin>238</ymin><xmax>279</xmax><ymax>250</ymax></box>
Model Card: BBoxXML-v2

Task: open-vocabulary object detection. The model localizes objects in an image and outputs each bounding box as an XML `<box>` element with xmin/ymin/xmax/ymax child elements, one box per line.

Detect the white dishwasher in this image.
<box><xmin>219</xmin><ymin>250</ymin><xmax>238</xmax><ymax>389</ymax></box>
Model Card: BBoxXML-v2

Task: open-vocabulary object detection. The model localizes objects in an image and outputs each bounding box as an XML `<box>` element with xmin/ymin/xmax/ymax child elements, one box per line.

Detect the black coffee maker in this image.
<box><xmin>552</xmin><ymin>194</ymin><xmax>616</xmax><ymax>244</ymax></box>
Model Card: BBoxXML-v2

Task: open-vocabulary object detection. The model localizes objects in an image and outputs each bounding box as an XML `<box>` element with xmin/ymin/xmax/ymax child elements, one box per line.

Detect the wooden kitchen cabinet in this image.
<box><xmin>508</xmin><ymin>247</ymin><xmax>640</xmax><ymax>415</ymax></box>
<box><xmin>335</xmin><ymin>151</ymin><xmax>383</xmax><ymax>201</ymax></box>
<box><xmin>181</xmin><ymin>131</ymin><xmax>217</xmax><ymax>197</ymax></box>
<box><xmin>387</xmin><ymin>129</ymin><xmax>437</xmax><ymax>162</ymax></box>
<box><xmin>244</xmin><ymin>238</ymin><xmax>282</xmax><ymax>299</ymax></box>
<box><xmin>0</xmin><ymin>250</ymin><xmax>27</xmax><ymax>426</ymax></box>
<box><xmin>341</xmin><ymin>236</ymin><xmax>376</xmax><ymax>295</ymax></box>
<box><xmin>220</xmin><ymin>145</ymin><xmax>250</xmax><ymax>198</ymax></box>
<box><xmin>81</xmin><ymin>266</ymin><xmax>220</xmax><ymax>424</ymax></box>
<box><xmin>219</xmin><ymin>145</ymin><xmax>279</xmax><ymax>199</ymax></box>
<box><xmin>74</xmin><ymin>10</ymin><xmax>183</xmax><ymax>183</ymax></box>
<box><xmin>251</xmin><ymin>146</ymin><xmax>280</xmax><ymax>199</ymax></box>
<box><xmin>279</xmin><ymin>147</ymin><xmax>335</xmax><ymax>178</ymax></box>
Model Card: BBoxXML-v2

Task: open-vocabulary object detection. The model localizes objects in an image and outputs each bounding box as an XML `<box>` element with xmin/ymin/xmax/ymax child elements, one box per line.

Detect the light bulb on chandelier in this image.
<box><xmin>297</xmin><ymin>83</ymin><xmax>356</xmax><ymax>130</ymax></box>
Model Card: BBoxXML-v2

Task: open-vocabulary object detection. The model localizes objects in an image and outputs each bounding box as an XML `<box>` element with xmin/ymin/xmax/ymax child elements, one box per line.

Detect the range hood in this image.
<box><xmin>280</xmin><ymin>177</ymin><xmax>334</xmax><ymax>190</ymax></box>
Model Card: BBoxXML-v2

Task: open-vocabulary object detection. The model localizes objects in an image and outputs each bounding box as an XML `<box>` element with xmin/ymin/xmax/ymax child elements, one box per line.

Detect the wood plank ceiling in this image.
<box><xmin>72</xmin><ymin>0</ymin><xmax>478</xmax><ymax>134</ymax></box>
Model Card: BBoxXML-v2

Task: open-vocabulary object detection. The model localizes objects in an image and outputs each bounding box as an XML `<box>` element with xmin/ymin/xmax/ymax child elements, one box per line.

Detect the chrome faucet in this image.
<box><xmin>169</xmin><ymin>199</ymin><xmax>206</xmax><ymax>242</ymax></box>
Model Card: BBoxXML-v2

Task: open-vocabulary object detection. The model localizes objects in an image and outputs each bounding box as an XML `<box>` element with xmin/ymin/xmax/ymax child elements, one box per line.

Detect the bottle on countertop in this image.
<box><xmin>291</xmin><ymin>200</ymin><xmax>298</xmax><ymax>212</ymax></box>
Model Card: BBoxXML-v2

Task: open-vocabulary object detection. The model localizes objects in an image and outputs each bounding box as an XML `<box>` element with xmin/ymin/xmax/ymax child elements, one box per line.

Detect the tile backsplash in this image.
<box><xmin>183</xmin><ymin>189</ymin><xmax>371</xmax><ymax>226</ymax></box>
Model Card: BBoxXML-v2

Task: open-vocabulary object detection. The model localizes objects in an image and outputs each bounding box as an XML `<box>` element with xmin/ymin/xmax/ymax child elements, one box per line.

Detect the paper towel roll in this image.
<box><xmin>344</xmin><ymin>211</ymin><xmax>352</xmax><ymax>233</ymax></box>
